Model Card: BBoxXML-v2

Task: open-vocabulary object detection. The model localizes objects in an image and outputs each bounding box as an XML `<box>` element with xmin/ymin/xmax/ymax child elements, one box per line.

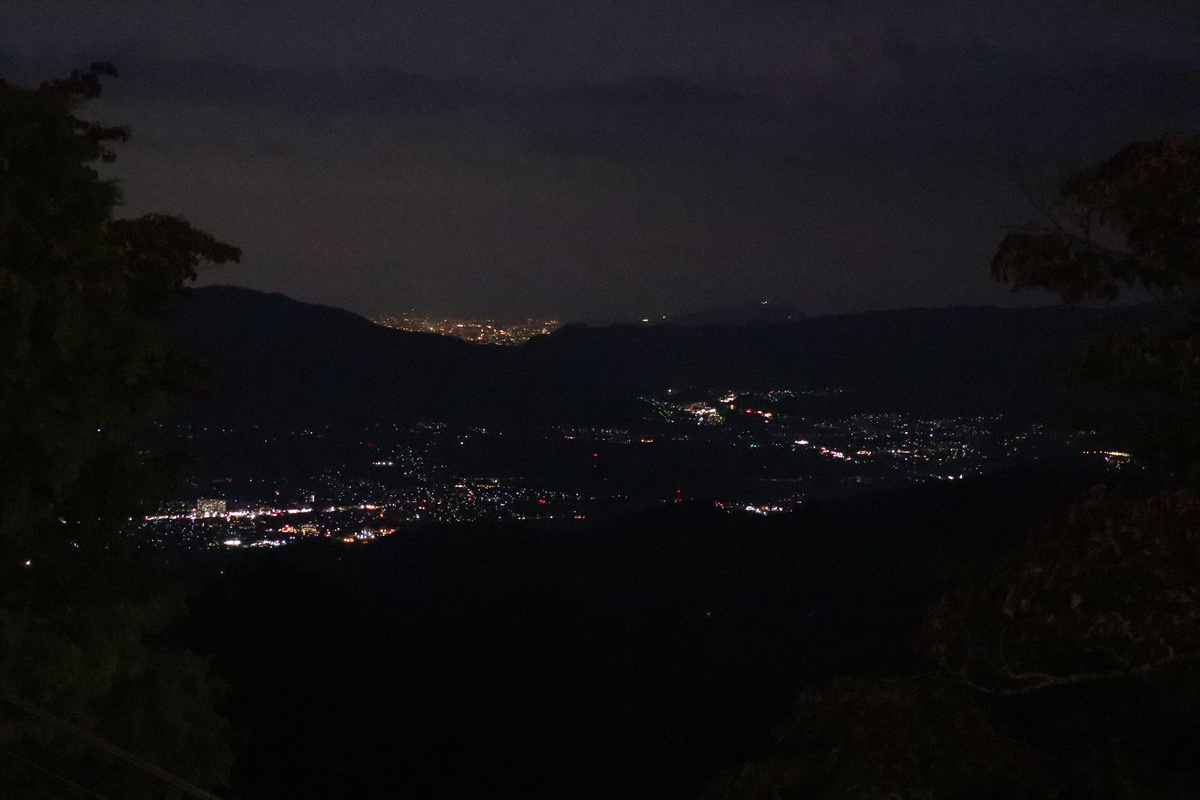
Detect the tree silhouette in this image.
<box><xmin>994</xmin><ymin>136</ymin><xmax>1200</xmax><ymax>470</ymax></box>
<box><xmin>0</xmin><ymin>65</ymin><xmax>239</xmax><ymax>798</ymax></box>
<box><xmin>712</xmin><ymin>137</ymin><xmax>1200</xmax><ymax>799</ymax></box>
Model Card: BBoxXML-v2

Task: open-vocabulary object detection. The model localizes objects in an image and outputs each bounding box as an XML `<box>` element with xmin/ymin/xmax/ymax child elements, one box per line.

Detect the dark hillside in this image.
<box><xmin>177</xmin><ymin>468</ymin><xmax>1102</xmax><ymax>800</ymax></box>
<box><xmin>168</xmin><ymin>286</ymin><xmax>494</xmax><ymax>426</ymax></box>
<box><xmin>168</xmin><ymin>286</ymin><xmax>1156</xmax><ymax>428</ymax></box>
<box><xmin>504</xmin><ymin>305</ymin><xmax>1154</xmax><ymax>417</ymax></box>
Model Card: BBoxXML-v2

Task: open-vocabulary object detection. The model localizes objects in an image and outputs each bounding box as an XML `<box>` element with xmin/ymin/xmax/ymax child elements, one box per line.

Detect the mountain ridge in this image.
<box><xmin>167</xmin><ymin>285</ymin><xmax>1155</xmax><ymax>427</ymax></box>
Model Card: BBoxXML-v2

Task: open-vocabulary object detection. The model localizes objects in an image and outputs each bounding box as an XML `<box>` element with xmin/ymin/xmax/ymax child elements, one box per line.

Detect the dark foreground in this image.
<box><xmin>175</xmin><ymin>470</ymin><xmax>1101</xmax><ymax>800</ymax></box>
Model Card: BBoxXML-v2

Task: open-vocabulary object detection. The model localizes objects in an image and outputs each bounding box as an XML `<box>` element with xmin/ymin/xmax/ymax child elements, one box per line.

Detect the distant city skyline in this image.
<box><xmin>373</xmin><ymin>312</ymin><xmax>562</xmax><ymax>344</ymax></box>
<box><xmin>370</xmin><ymin>297</ymin><xmax>808</xmax><ymax>327</ymax></box>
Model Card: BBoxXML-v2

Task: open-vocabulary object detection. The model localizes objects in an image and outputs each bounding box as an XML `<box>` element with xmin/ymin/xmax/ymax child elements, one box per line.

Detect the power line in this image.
<box><xmin>0</xmin><ymin>690</ymin><xmax>224</xmax><ymax>800</ymax></box>
<box><xmin>0</xmin><ymin>745</ymin><xmax>111</xmax><ymax>800</ymax></box>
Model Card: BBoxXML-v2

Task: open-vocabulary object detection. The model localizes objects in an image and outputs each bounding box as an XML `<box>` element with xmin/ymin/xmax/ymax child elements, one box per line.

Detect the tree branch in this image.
<box><xmin>940</xmin><ymin>649</ymin><xmax>1200</xmax><ymax>696</ymax></box>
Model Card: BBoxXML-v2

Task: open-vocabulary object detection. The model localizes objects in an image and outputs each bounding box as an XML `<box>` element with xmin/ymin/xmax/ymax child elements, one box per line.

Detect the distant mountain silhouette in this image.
<box><xmin>168</xmin><ymin>286</ymin><xmax>1155</xmax><ymax>427</ymax></box>
<box><xmin>663</xmin><ymin>300</ymin><xmax>804</xmax><ymax>326</ymax></box>
<box><xmin>167</xmin><ymin>287</ymin><xmax>492</xmax><ymax>426</ymax></box>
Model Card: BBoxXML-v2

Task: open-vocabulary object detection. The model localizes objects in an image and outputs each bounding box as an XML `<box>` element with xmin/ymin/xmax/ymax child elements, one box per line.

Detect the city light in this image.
<box><xmin>372</xmin><ymin>314</ymin><xmax>562</xmax><ymax>345</ymax></box>
<box><xmin>134</xmin><ymin>403</ymin><xmax>1131</xmax><ymax>551</ymax></box>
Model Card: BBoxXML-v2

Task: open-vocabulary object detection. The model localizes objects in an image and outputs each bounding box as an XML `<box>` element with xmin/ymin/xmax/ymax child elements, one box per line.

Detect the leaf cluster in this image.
<box><xmin>920</xmin><ymin>487</ymin><xmax>1200</xmax><ymax>693</ymax></box>
<box><xmin>708</xmin><ymin>677</ymin><xmax>1053</xmax><ymax>800</ymax></box>
<box><xmin>0</xmin><ymin>65</ymin><xmax>239</xmax><ymax>553</ymax></box>
<box><xmin>0</xmin><ymin>66</ymin><xmax>238</xmax><ymax>797</ymax></box>
<box><xmin>716</xmin><ymin>137</ymin><xmax>1200</xmax><ymax>800</ymax></box>
<box><xmin>991</xmin><ymin>137</ymin><xmax>1200</xmax><ymax>302</ymax></box>
<box><xmin>994</xmin><ymin>135</ymin><xmax>1200</xmax><ymax>481</ymax></box>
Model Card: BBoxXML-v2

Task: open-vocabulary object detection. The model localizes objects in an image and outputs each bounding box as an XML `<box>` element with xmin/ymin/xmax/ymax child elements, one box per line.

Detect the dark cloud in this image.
<box><xmin>0</xmin><ymin>1</ymin><xmax>1193</xmax><ymax>319</ymax></box>
<box><xmin>114</xmin><ymin>62</ymin><xmax>486</xmax><ymax>117</ymax></box>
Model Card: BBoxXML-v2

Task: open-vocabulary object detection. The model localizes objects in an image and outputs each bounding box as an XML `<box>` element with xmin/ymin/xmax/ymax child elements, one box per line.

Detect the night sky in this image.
<box><xmin>1</xmin><ymin>2</ymin><xmax>1194</xmax><ymax>321</ymax></box>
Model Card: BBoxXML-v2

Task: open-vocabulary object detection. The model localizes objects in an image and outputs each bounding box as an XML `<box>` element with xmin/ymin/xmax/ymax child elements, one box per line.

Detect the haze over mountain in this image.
<box><xmin>660</xmin><ymin>300</ymin><xmax>805</xmax><ymax>327</ymax></box>
<box><xmin>168</xmin><ymin>285</ymin><xmax>1154</xmax><ymax>428</ymax></box>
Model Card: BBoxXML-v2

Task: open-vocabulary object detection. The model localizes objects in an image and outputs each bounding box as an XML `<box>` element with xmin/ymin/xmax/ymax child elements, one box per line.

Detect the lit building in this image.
<box><xmin>196</xmin><ymin>498</ymin><xmax>226</xmax><ymax>517</ymax></box>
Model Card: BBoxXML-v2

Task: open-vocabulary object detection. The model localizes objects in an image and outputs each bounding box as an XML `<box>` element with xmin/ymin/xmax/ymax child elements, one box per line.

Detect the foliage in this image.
<box><xmin>708</xmin><ymin>677</ymin><xmax>1053</xmax><ymax>800</ymax></box>
<box><xmin>0</xmin><ymin>65</ymin><xmax>239</xmax><ymax>797</ymax></box>
<box><xmin>995</xmin><ymin>136</ymin><xmax>1200</xmax><ymax>470</ymax></box>
<box><xmin>920</xmin><ymin>486</ymin><xmax>1200</xmax><ymax>693</ymax></box>
<box><xmin>715</xmin><ymin>137</ymin><xmax>1200</xmax><ymax>799</ymax></box>
<box><xmin>913</xmin><ymin>486</ymin><xmax>1200</xmax><ymax>799</ymax></box>
<box><xmin>991</xmin><ymin>137</ymin><xmax>1200</xmax><ymax>302</ymax></box>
